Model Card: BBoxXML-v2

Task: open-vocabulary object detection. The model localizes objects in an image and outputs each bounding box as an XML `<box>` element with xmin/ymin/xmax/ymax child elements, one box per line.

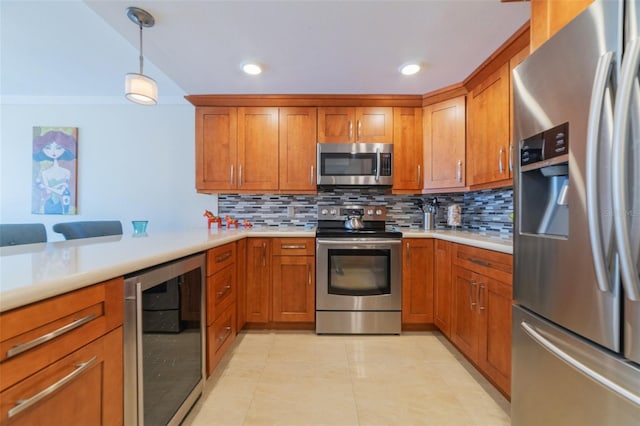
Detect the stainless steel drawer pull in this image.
<box><xmin>469</xmin><ymin>280</ymin><xmax>476</xmax><ymax>310</ymax></box>
<box><xmin>215</xmin><ymin>252</ymin><xmax>232</xmax><ymax>263</ymax></box>
<box><xmin>478</xmin><ymin>284</ymin><xmax>486</xmax><ymax>311</ymax></box>
<box><xmin>217</xmin><ymin>326</ymin><xmax>232</xmax><ymax>342</ymax></box>
<box><xmin>281</xmin><ymin>244</ymin><xmax>306</xmax><ymax>250</ymax></box>
<box><xmin>8</xmin><ymin>356</ymin><xmax>97</xmax><ymax>418</ymax></box>
<box><xmin>468</xmin><ymin>257</ymin><xmax>490</xmax><ymax>267</ymax></box>
<box><xmin>7</xmin><ymin>314</ymin><xmax>97</xmax><ymax>359</ymax></box>
<box><xmin>216</xmin><ymin>285</ymin><xmax>232</xmax><ymax>297</ymax></box>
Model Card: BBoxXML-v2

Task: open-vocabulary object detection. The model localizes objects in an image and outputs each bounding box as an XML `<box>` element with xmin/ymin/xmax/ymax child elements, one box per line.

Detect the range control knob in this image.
<box><xmin>321</xmin><ymin>209</ymin><xmax>329</xmax><ymax>215</ymax></box>
<box><xmin>366</xmin><ymin>209</ymin><xmax>374</xmax><ymax>215</ymax></box>
<box><xmin>375</xmin><ymin>209</ymin><xmax>383</xmax><ymax>216</ymax></box>
<box><xmin>330</xmin><ymin>209</ymin><xmax>337</xmax><ymax>215</ymax></box>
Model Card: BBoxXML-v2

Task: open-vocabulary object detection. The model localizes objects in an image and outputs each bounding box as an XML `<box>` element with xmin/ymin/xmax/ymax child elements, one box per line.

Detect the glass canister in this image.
<box><xmin>447</xmin><ymin>204</ymin><xmax>461</xmax><ymax>229</ymax></box>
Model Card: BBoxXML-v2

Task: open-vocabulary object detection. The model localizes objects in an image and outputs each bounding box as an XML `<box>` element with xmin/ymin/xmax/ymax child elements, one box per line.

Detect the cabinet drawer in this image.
<box><xmin>453</xmin><ymin>244</ymin><xmax>512</xmax><ymax>283</ymax></box>
<box><xmin>206</xmin><ymin>264</ymin><xmax>236</xmax><ymax>325</ymax></box>
<box><xmin>0</xmin><ymin>278</ymin><xmax>123</xmax><ymax>391</ymax></box>
<box><xmin>271</xmin><ymin>238</ymin><xmax>315</xmax><ymax>256</ymax></box>
<box><xmin>207</xmin><ymin>243</ymin><xmax>236</xmax><ymax>276</ymax></box>
<box><xmin>0</xmin><ymin>327</ymin><xmax>122</xmax><ymax>425</ymax></box>
<box><xmin>206</xmin><ymin>304</ymin><xmax>236</xmax><ymax>376</ymax></box>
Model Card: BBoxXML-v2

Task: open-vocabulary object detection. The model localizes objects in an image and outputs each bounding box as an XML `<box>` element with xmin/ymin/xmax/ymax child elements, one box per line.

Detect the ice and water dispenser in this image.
<box><xmin>518</xmin><ymin>122</ymin><xmax>569</xmax><ymax>237</ymax></box>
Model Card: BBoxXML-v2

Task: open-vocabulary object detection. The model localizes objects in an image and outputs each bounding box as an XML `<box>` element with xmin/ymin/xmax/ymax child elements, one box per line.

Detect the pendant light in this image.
<box><xmin>124</xmin><ymin>7</ymin><xmax>157</xmax><ymax>105</ymax></box>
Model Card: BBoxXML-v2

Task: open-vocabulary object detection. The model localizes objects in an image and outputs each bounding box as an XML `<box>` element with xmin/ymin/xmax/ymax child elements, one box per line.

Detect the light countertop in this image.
<box><xmin>401</xmin><ymin>229</ymin><xmax>513</xmax><ymax>254</ymax></box>
<box><xmin>0</xmin><ymin>227</ymin><xmax>511</xmax><ymax>313</ymax></box>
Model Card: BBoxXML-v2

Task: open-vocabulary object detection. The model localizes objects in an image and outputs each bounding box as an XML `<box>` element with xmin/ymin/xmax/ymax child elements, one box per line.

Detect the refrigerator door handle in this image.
<box><xmin>613</xmin><ymin>38</ymin><xmax>640</xmax><ymax>301</ymax></box>
<box><xmin>521</xmin><ymin>321</ymin><xmax>640</xmax><ymax>406</ymax></box>
<box><xmin>586</xmin><ymin>50</ymin><xmax>616</xmax><ymax>293</ymax></box>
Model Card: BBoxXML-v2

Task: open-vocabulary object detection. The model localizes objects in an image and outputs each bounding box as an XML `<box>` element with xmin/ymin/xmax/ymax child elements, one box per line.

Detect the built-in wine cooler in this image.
<box><xmin>123</xmin><ymin>253</ymin><xmax>205</xmax><ymax>425</ymax></box>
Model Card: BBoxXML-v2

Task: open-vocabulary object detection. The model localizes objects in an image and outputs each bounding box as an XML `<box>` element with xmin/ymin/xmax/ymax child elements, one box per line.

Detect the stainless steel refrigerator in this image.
<box><xmin>512</xmin><ymin>0</ymin><xmax>640</xmax><ymax>424</ymax></box>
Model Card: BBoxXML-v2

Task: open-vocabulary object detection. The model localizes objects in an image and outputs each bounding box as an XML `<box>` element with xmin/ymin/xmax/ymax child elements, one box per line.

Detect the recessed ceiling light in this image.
<box><xmin>399</xmin><ymin>63</ymin><xmax>421</xmax><ymax>76</ymax></box>
<box><xmin>242</xmin><ymin>63</ymin><xmax>262</xmax><ymax>75</ymax></box>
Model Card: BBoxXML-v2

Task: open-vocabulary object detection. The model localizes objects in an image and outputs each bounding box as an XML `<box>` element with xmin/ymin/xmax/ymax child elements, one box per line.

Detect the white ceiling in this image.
<box><xmin>1</xmin><ymin>0</ymin><xmax>530</xmax><ymax>105</ymax></box>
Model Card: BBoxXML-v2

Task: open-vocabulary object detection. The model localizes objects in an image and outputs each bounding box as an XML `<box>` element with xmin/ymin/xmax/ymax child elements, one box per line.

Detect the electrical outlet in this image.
<box><xmin>287</xmin><ymin>206</ymin><xmax>295</xmax><ymax>217</ymax></box>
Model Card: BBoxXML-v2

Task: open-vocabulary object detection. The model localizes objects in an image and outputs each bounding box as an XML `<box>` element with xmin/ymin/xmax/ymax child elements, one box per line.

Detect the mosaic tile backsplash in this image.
<box><xmin>218</xmin><ymin>188</ymin><xmax>514</xmax><ymax>235</ymax></box>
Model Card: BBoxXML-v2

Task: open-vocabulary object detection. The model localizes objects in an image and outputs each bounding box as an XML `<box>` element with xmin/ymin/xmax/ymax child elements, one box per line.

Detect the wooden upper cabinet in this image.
<box><xmin>318</xmin><ymin>107</ymin><xmax>393</xmax><ymax>143</ymax></box>
<box><xmin>423</xmin><ymin>96</ymin><xmax>466</xmax><ymax>191</ymax></box>
<box><xmin>392</xmin><ymin>107</ymin><xmax>423</xmax><ymax>192</ymax></box>
<box><xmin>196</xmin><ymin>107</ymin><xmax>238</xmax><ymax>191</ymax></box>
<box><xmin>237</xmin><ymin>107</ymin><xmax>280</xmax><ymax>191</ymax></box>
<box><xmin>279</xmin><ymin>107</ymin><xmax>317</xmax><ymax>192</ymax></box>
<box><xmin>531</xmin><ymin>0</ymin><xmax>593</xmax><ymax>51</ymax></box>
<box><xmin>467</xmin><ymin>63</ymin><xmax>511</xmax><ymax>187</ymax></box>
<box><xmin>509</xmin><ymin>46</ymin><xmax>530</xmax><ymax>179</ymax></box>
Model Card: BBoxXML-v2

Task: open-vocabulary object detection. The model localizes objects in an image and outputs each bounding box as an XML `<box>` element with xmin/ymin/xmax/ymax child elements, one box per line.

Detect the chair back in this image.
<box><xmin>0</xmin><ymin>223</ymin><xmax>47</xmax><ymax>246</ymax></box>
<box><xmin>53</xmin><ymin>221</ymin><xmax>123</xmax><ymax>240</ymax></box>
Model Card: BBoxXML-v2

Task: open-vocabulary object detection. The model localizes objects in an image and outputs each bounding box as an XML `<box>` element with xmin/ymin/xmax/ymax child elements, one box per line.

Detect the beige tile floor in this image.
<box><xmin>183</xmin><ymin>331</ymin><xmax>510</xmax><ymax>426</ymax></box>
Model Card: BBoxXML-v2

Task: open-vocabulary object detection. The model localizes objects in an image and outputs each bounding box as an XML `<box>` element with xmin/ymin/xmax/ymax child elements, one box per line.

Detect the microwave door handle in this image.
<box><xmin>375</xmin><ymin>147</ymin><xmax>381</xmax><ymax>182</ymax></box>
<box><xmin>613</xmin><ymin>38</ymin><xmax>640</xmax><ymax>301</ymax></box>
<box><xmin>587</xmin><ymin>50</ymin><xmax>615</xmax><ymax>294</ymax></box>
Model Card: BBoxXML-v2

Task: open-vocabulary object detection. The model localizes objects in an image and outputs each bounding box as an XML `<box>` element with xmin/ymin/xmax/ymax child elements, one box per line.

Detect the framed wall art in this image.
<box><xmin>32</xmin><ymin>126</ymin><xmax>78</xmax><ymax>215</ymax></box>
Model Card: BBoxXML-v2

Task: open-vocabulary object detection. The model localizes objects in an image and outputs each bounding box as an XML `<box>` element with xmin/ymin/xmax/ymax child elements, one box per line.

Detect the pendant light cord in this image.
<box><xmin>138</xmin><ymin>22</ymin><xmax>144</xmax><ymax>75</ymax></box>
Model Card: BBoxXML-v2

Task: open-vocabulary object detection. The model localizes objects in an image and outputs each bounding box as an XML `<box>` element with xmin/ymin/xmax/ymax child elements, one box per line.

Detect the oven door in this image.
<box><xmin>316</xmin><ymin>238</ymin><xmax>401</xmax><ymax>311</ymax></box>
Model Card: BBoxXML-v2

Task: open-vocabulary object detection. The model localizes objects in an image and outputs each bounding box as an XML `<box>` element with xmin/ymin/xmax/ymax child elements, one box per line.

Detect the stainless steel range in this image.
<box><xmin>315</xmin><ymin>205</ymin><xmax>402</xmax><ymax>334</ymax></box>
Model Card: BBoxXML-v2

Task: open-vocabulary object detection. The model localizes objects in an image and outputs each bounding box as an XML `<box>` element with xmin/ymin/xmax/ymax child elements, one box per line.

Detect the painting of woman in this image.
<box><xmin>32</xmin><ymin>127</ymin><xmax>78</xmax><ymax>215</ymax></box>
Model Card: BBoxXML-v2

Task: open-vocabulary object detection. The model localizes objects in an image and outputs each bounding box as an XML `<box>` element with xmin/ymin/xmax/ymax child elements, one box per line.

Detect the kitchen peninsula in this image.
<box><xmin>0</xmin><ymin>228</ymin><xmax>510</xmax><ymax>313</ymax></box>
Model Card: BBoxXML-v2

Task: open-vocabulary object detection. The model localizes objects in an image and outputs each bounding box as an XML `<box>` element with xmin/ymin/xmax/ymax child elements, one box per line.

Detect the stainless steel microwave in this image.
<box><xmin>316</xmin><ymin>143</ymin><xmax>393</xmax><ymax>187</ymax></box>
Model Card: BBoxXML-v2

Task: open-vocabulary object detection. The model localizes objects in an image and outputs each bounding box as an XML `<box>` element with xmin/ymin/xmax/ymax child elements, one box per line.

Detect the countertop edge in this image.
<box><xmin>1</xmin><ymin>228</ymin><xmax>510</xmax><ymax>313</ymax></box>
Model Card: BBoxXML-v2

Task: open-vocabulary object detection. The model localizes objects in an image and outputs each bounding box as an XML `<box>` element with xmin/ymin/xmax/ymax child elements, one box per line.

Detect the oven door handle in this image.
<box><xmin>316</xmin><ymin>239</ymin><xmax>401</xmax><ymax>246</ymax></box>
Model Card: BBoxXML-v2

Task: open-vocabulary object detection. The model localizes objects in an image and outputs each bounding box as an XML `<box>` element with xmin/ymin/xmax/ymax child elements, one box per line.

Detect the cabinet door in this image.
<box><xmin>195</xmin><ymin>107</ymin><xmax>238</xmax><ymax>191</ymax></box>
<box><xmin>531</xmin><ymin>0</ymin><xmax>593</xmax><ymax>52</ymax></box>
<box><xmin>0</xmin><ymin>327</ymin><xmax>122</xmax><ymax>425</ymax></box>
<box><xmin>279</xmin><ymin>107</ymin><xmax>317</xmax><ymax>192</ymax></box>
<box><xmin>423</xmin><ymin>96</ymin><xmax>466</xmax><ymax>190</ymax></box>
<box><xmin>245</xmin><ymin>238</ymin><xmax>271</xmax><ymax>323</ymax></box>
<box><xmin>236</xmin><ymin>238</ymin><xmax>247</xmax><ymax>332</ymax></box>
<box><xmin>393</xmin><ymin>108</ymin><xmax>423</xmax><ymax>192</ymax></box>
<box><xmin>468</xmin><ymin>63</ymin><xmax>510</xmax><ymax>186</ymax></box>
<box><xmin>317</xmin><ymin>107</ymin><xmax>356</xmax><ymax>143</ymax></box>
<box><xmin>450</xmin><ymin>265</ymin><xmax>479</xmax><ymax>360</ymax></box>
<box><xmin>401</xmin><ymin>239</ymin><xmax>434</xmax><ymax>324</ymax></box>
<box><xmin>434</xmin><ymin>240</ymin><xmax>452</xmax><ymax>336</ymax></box>
<box><xmin>207</xmin><ymin>263</ymin><xmax>236</xmax><ymax>325</ymax></box>
<box><xmin>271</xmin><ymin>255</ymin><xmax>315</xmax><ymax>322</ymax></box>
<box><xmin>356</xmin><ymin>107</ymin><xmax>393</xmax><ymax>143</ymax></box>
<box><xmin>477</xmin><ymin>275</ymin><xmax>512</xmax><ymax>396</ymax></box>
<box><xmin>237</xmin><ymin>107</ymin><xmax>279</xmax><ymax>191</ymax></box>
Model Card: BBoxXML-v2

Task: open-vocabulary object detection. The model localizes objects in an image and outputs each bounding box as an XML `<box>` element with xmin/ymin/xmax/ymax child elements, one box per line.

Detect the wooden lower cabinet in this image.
<box><xmin>206</xmin><ymin>242</ymin><xmax>237</xmax><ymax>376</ymax></box>
<box><xmin>245</xmin><ymin>237</ymin><xmax>315</xmax><ymax>326</ymax></box>
<box><xmin>236</xmin><ymin>238</ymin><xmax>247</xmax><ymax>332</ymax></box>
<box><xmin>0</xmin><ymin>278</ymin><xmax>123</xmax><ymax>425</ymax></box>
<box><xmin>433</xmin><ymin>240</ymin><xmax>453</xmax><ymax>337</ymax></box>
<box><xmin>206</xmin><ymin>304</ymin><xmax>236</xmax><ymax>376</ymax></box>
<box><xmin>450</xmin><ymin>244</ymin><xmax>513</xmax><ymax>397</ymax></box>
<box><xmin>272</xmin><ymin>255</ymin><xmax>315</xmax><ymax>322</ymax></box>
<box><xmin>401</xmin><ymin>239</ymin><xmax>434</xmax><ymax>325</ymax></box>
<box><xmin>245</xmin><ymin>238</ymin><xmax>271</xmax><ymax>323</ymax></box>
